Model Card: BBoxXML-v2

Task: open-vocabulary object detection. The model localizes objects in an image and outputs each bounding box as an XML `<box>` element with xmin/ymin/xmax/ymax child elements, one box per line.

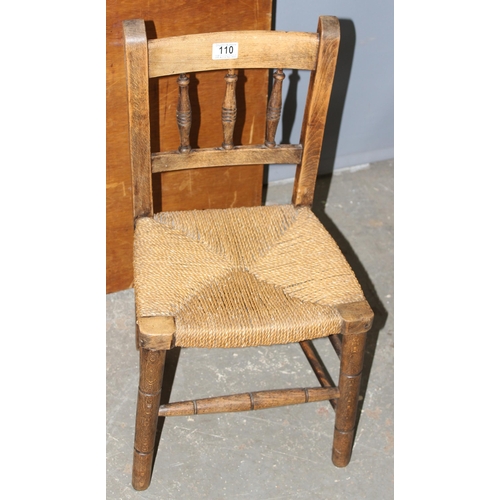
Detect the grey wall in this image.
<box><xmin>268</xmin><ymin>0</ymin><xmax>394</xmax><ymax>182</ymax></box>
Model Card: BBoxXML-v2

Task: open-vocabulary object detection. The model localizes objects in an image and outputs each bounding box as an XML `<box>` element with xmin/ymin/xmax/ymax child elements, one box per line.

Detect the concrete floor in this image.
<box><xmin>106</xmin><ymin>159</ymin><xmax>394</xmax><ymax>499</ymax></box>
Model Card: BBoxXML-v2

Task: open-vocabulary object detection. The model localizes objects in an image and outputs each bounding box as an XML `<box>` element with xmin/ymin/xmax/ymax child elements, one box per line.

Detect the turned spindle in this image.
<box><xmin>176</xmin><ymin>73</ymin><xmax>192</xmax><ymax>153</ymax></box>
<box><xmin>333</xmin><ymin>332</ymin><xmax>367</xmax><ymax>467</ymax></box>
<box><xmin>159</xmin><ymin>386</ymin><xmax>340</xmax><ymax>416</ymax></box>
<box><xmin>265</xmin><ymin>68</ymin><xmax>285</xmax><ymax>147</ymax></box>
<box><xmin>132</xmin><ymin>348</ymin><xmax>166</xmax><ymax>490</ymax></box>
<box><xmin>222</xmin><ymin>69</ymin><xmax>238</xmax><ymax>149</ymax></box>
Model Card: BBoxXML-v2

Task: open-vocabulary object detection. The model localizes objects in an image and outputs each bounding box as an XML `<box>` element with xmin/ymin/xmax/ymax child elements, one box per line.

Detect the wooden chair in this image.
<box><xmin>122</xmin><ymin>16</ymin><xmax>373</xmax><ymax>491</ymax></box>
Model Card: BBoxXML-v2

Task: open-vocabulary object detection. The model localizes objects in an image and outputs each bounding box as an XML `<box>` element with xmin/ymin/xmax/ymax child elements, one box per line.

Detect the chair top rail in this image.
<box><xmin>148</xmin><ymin>30</ymin><xmax>319</xmax><ymax>77</ymax></box>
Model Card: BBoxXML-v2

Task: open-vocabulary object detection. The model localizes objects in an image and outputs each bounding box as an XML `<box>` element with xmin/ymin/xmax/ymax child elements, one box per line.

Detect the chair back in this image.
<box><xmin>123</xmin><ymin>17</ymin><xmax>340</xmax><ymax>220</ymax></box>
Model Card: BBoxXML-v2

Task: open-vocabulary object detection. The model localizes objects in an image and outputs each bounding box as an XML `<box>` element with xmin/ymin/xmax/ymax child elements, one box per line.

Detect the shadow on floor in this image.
<box><xmin>312</xmin><ymin>175</ymin><xmax>389</xmax><ymax>439</ymax></box>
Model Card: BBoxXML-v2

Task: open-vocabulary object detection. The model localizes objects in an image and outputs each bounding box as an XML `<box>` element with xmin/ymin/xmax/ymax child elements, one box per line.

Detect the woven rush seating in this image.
<box><xmin>134</xmin><ymin>204</ymin><xmax>364</xmax><ymax>348</ymax></box>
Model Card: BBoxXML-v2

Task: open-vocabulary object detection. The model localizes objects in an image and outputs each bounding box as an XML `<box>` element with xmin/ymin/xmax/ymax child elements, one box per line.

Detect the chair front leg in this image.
<box><xmin>132</xmin><ymin>347</ymin><xmax>166</xmax><ymax>490</ymax></box>
<box><xmin>332</xmin><ymin>331</ymin><xmax>367</xmax><ymax>467</ymax></box>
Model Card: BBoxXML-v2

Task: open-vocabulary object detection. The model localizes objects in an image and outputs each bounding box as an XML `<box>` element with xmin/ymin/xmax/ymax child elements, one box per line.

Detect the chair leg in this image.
<box><xmin>132</xmin><ymin>347</ymin><xmax>166</xmax><ymax>490</ymax></box>
<box><xmin>332</xmin><ymin>332</ymin><xmax>367</xmax><ymax>467</ymax></box>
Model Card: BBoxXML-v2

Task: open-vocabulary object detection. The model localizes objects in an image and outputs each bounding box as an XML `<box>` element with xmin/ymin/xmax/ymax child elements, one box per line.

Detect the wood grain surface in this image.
<box><xmin>107</xmin><ymin>0</ymin><xmax>272</xmax><ymax>293</ymax></box>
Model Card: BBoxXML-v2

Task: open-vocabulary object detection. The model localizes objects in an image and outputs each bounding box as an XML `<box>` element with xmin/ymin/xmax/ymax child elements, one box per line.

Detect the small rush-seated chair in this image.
<box><xmin>122</xmin><ymin>16</ymin><xmax>373</xmax><ymax>490</ymax></box>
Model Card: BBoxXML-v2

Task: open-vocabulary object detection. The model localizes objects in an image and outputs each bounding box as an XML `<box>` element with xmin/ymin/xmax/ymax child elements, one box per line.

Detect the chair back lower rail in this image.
<box><xmin>152</xmin><ymin>144</ymin><xmax>303</xmax><ymax>173</ymax></box>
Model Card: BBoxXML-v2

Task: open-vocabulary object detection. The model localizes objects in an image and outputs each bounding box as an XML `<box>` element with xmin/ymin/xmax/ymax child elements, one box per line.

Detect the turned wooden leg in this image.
<box><xmin>132</xmin><ymin>347</ymin><xmax>166</xmax><ymax>490</ymax></box>
<box><xmin>332</xmin><ymin>331</ymin><xmax>367</xmax><ymax>467</ymax></box>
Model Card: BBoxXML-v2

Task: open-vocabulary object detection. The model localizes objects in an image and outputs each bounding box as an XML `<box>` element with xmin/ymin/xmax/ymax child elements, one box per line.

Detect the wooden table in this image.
<box><xmin>107</xmin><ymin>0</ymin><xmax>272</xmax><ymax>293</ymax></box>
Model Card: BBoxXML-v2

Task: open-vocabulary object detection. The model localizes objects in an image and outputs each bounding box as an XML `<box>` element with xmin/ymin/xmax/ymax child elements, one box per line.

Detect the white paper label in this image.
<box><xmin>212</xmin><ymin>42</ymin><xmax>238</xmax><ymax>60</ymax></box>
